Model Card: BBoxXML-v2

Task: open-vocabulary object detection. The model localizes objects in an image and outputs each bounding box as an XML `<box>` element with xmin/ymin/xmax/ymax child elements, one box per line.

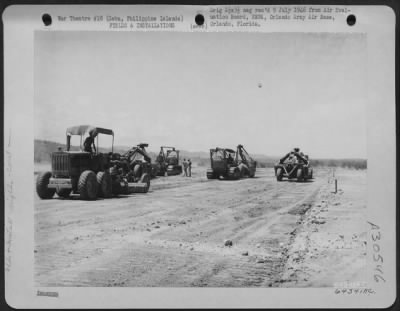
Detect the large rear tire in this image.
<box><xmin>112</xmin><ymin>177</ymin><xmax>122</xmax><ymax>195</ymax></box>
<box><xmin>139</xmin><ymin>173</ymin><xmax>151</xmax><ymax>193</ymax></box>
<box><xmin>36</xmin><ymin>171</ymin><xmax>55</xmax><ymax>199</ymax></box>
<box><xmin>78</xmin><ymin>170</ymin><xmax>98</xmax><ymax>200</ymax></box>
<box><xmin>238</xmin><ymin>163</ymin><xmax>247</xmax><ymax>178</ymax></box>
<box><xmin>97</xmin><ymin>171</ymin><xmax>112</xmax><ymax>198</ymax></box>
<box><xmin>296</xmin><ymin>168</ymin><xmax>304</xmax><ymax>182</ymax></box>
<box><xmin>276</xmin><ymin>168</ymin><xmax>283</xmax><ymax>181</ymax></box>
<box><xmin>56</xmin><ymin>188</ymin><xmax>71</xmax><ymax>198</ymax></box>
<box><xmin>309</xmin><ymin>168</ymin><xmax>313</xmax><ymax>179</ymax></box>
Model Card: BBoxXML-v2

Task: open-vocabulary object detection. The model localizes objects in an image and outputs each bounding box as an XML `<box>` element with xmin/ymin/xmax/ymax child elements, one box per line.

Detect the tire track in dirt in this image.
<box><xmin>35</xmin><ymin>168</ymin><xmax>331</xmax><ymax>287</ymax></box>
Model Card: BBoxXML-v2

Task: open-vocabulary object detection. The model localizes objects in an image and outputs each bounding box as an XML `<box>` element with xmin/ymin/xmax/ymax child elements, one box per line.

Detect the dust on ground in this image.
<box><xmin>34</xmin><ymin>166</ymin><xmax>366</xmax><ymax>287</ymax></box>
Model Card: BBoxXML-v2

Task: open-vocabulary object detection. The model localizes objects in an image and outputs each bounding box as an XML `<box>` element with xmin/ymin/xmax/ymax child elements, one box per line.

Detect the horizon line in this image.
<box><xmin>34</xmin><ymin>138</ymin><xmax>367</xmax><ymax>161</ymax></box>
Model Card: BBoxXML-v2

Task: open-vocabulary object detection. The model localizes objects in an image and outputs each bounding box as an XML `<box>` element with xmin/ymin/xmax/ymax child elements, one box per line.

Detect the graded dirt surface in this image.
<box><xmin>34</xmin><ymin>166</ymin><xmax>366</xmax><ymax>287</ymax></box>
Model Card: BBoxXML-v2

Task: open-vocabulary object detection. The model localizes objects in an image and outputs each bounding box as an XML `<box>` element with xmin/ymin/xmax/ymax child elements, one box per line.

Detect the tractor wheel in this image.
<box><xmin>36</xmin><ymin>171</ymin><xmax>55</xmax><ymax>199</ymax></box>
<box><xmin>238</xmin><ymin>163</ymin><xmax>246</xmax><ymax>178</ymax></box>
<box><xmin>276</xmin><ymin>168</ymin><xmax>283</xmax><ymax>181</ymax></box>
<box><xmin>78</xmin><ymin>170</ymin><xmax>98</xmax><ymax>200</ymax></box>
<box><xmin>296</xmin><ymin>168</ymin><xmax>304</xmax><ymax>182</ymax></box>
<box><xmin>228</xmin><ymin>167</ymin><xmax>240</xmax><ymax>180</ymax></box>
<box><xmin>97</xmin><ymin>171</ymin><xmax>112</xmax><ymax>198</ymax></box>
<box><xmin>248</xmin><ymin>166</ymin><xmax>256</xmax><ymax>178</ymax></box>
<box><xmin>133</xmin><ymin>164</ymin><xmax>142</xmax><ymax>178</ymax></box>
<box><xmin>139</xmin><ymin>173</ymin><xmax>151</xmax><ymax>193</ymax></box>
<box><xmin>112</xmin><ymin>178</ymin><xmax>122</xmax><ymax>195</ymax></box>
<box><xmin>234</xmin><ymin>168</ymin><xmax>241</xmax><ymax>180</ymax></box>
<box><xmin>309</xmin><ymin>168</ymin><xmax>313</xmax><ymax>179</ymax></box>
<box><xmin>206</xmin><ymin>169</ymin><xmax>216</xmax><ymax>179</ymax></box>
<box><xmin>56</xmin><ymin>188</ymin><xmax>71</xmax><ymax>198</ymax></box>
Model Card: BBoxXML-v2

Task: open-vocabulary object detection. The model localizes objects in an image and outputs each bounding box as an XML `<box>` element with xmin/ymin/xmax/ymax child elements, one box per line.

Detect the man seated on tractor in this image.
<box><xmin>284</xmin><ymin>153</ymin><xmax>296</xmax><ymax>171</ymax></box>
<box><xmin>83</xmin><ymin>135</ymin><xmax>96</xmax><ymax>153</ymax></box>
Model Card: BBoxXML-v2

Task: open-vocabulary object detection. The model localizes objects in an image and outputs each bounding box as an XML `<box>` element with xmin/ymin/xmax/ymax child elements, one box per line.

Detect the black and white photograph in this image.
<box><xmin>3</xmin><ymin>4</ymin><xmax>396</xmax><ymax>308</ymax></box>
<box><xmin>34</xmin><ymin>30</ymin><xmax>369</xmax><ymax>288</ymax></box>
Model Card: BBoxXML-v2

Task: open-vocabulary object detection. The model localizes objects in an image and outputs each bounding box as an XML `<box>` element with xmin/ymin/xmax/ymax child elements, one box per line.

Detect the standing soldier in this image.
<box><xmin>188</xmin><ymin>159</ymin><xmax>192</xmax><ymax>177</ymax></box>
<box><xmin>182</xmin><ymin>158</ymin><xmax>188</xmax><ymax>177</ymax></box>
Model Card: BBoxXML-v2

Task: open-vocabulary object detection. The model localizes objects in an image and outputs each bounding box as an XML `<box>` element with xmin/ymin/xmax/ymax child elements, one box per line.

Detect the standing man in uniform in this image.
<box><xmin>182</xmin><ymin>158</ymin><xmax>188</xmax><ymax>177</ymax></box>
<box><xmin>187</xmin><ymin>159</ymin><xmax>192</xmax><ymax>177</ymax></box>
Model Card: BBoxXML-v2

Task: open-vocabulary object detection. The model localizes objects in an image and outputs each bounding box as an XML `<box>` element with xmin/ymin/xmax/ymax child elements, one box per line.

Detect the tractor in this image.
<box><xmin>121</xmin><ymin>143</ymin><xmax>159</xmax><ymax>178</ymax></box>
<box><xmin>155</xmin><ymin>146</ymin><xmax>183</xmax><ymax>176</ymax></box>
<box><xmin>236</xmin><ymin>144</ymin><xmax>257</xmax><ymax>178</ymax></box>
<box><xmin>36</xmin><ymin>125</ymin><xmax>150</xmax><ymax>200</ymax></box>
<box><xmin>206</xmin><ymin>147</ymin><xmax>241</xmax><ymax>180</ymax></box>
<box><xmin>206</xmin><ymin>145</ymin><xmax>256</xmax><ymax>180</ymax></box>
<box><xmin>274</xmin><ymin>148</ymin><xmax>313</xmax><ymax>182</ymax></box>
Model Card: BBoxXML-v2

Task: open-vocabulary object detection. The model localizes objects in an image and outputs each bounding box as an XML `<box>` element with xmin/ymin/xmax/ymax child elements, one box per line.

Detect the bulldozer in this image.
<box><xmin>36</xmin><ymin>125</ymin><xmax>150</xmax><ymax>200</ymax></box>
<box><xmin>206</xmin><ymin>147</ymin><xmax>240</xmax><ymax>180</ymax></box>
<box><xmin>207</xmin><ymin>145</ymin><xmax>256</xmax><ymax>180</ymax></box>
<box><xmin>274</xmin><ymin>148</ymin><xmax>313</xmax><ymax>182</ymax></box>
<box><xmin>155</xmin><ymin>146</ymin><xmax>183</xmax><ymax>176</ymax></box>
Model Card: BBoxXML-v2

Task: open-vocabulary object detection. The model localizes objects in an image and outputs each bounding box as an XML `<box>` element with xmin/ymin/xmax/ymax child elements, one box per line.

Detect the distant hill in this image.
<box><xmin>34</xmin><ymin>139</ymin><xmax>366</xmax><ymax>169</ymax></box>
<box><xmin>35</xmin><ymin>140</ymin><xmax>67</xmax><ymax>163</ymax></box>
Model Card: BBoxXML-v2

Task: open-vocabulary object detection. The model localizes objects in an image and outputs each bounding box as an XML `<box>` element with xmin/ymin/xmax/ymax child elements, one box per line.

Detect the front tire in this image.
<box><xmin>36</xmin><ymin>171</ymin><xmax>55</xmax><ymax>199</ymax></box>
<box><xmin>97</xmin><ymin>171</ymin><xmax>112</xmax><ymax>198</ymax></box>
<box><xmin>296</xmin><ymin>168</ymin><xmax>304</xmax><ymax>182</ymax></box>
<box><xmin>78</xmin><ymin>170</ymin><xmax>98</xmax><ymax>200</ymax></box>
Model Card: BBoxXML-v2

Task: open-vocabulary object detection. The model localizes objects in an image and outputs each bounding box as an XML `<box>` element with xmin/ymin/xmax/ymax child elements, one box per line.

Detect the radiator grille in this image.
<box><xmin>52</xmin><ymin>153</ymin><xmax>70</xmax><ymax>177</ymax></box>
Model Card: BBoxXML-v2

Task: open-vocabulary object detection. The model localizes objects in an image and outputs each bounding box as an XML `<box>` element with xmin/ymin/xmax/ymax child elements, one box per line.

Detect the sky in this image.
<box><xmin>35</xmin><ymin>31</ymin><xmax>367</xmax><ymax>158</ymax></box>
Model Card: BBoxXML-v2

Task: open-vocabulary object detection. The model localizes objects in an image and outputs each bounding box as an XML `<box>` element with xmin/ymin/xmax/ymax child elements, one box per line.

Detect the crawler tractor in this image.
<box><xmin>206</xmin><ymin>147</ymin><xmax>240</xmax><ymax>180</ymax></box>
<box><xmin>206</xmin><ymin>145</ymin><xmax>256</xmax><ymax>180</ymax></box>
<box><xmin>36</xmin><ymin>125</ymin><xmax>150</xmax><ymax>200</ymax></box>
<box><xmin>155</xmin><ymin>146</ymin><xmax>183</xmax><ymax>176</ymax></box>
<box><xmin>274</xmin><ymin>148</ymin><xmax>313</xmax><ymax>182</ymax></box>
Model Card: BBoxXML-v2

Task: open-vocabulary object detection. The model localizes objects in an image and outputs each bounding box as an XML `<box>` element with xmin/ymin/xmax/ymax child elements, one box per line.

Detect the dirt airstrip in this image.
<box><xmin>34</xmin><ymin>166</ymin><xmax>366</xmax><ymax>287</ymax></box>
